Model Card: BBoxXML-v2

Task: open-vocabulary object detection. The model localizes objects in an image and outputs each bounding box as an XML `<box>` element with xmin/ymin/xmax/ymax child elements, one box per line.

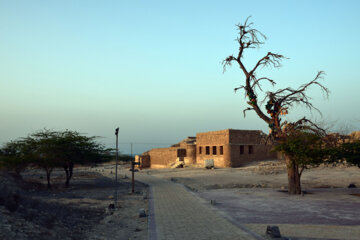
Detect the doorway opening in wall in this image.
<box><xmin>240</xmin><ymin>145</ymin><xmax>244</xmax><ymax>154</ymax></box>
<box><xmin>248</xmin><ymin>145</ymin><xmax>254</xmax><ymax>154</ymax></box>
<box><xmin>199</xmin><ymin>146</ymin><xmax>202</xmax><ymax>154</ymax></box>
<box><xmin>220</xmin><ymin>146</ymin><xmax>223</xmax><ymax>155</ymax></box>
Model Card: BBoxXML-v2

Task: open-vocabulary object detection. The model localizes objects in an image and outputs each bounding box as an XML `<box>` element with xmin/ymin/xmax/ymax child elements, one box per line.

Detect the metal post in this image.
<box><xmin>115</xmin><ymin>127</ymin><xmax>119</xmax><ymax>206</ymax></box>
<box><xmin>131</xmin><ymin>142</ymin><xmax>134</xmax><ymax>193</ymax></box>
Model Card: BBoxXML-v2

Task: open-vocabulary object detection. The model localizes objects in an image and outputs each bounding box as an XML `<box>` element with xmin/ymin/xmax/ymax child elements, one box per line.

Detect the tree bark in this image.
<box><xmin>285</xmin><ymin>155</ymin><xmax>302</xmax><ymax>194</ymax></box>
<box><xmin>64</xmin><ymin>162</ymin><xmax>74</xmax><ymax>188</ymax></box>
<box><xmin>46</xmin><ymin>168</ymin><xmax>52</xmax><ymax>189</ymax></box>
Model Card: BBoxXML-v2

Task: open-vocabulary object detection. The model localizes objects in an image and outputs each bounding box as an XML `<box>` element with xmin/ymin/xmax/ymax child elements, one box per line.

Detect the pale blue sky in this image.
<box><xmin>1</xmin><ymin>1</ymin><xmax>360</xmax><ymax>154</ymax></box>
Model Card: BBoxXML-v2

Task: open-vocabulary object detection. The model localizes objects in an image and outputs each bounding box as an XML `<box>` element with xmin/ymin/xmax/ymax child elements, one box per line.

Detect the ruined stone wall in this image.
<box><xmin>350</xmin><ymin>131</ymin><xmax>360</xmax><ymax>141</ymax></box>
<box><xmin>135</xmin><ymin>154</ymin><xmax>150</xmax><ymax>169</ymax></box>
<box><xmin>184</xmin><ymin>144</ymin><xmax>196</xmax><ymax>165</ymax></box>
<box><xmin>147</xmin><ymin>147</ymin><xmax>179</xmax><ymax>168</ymax></box>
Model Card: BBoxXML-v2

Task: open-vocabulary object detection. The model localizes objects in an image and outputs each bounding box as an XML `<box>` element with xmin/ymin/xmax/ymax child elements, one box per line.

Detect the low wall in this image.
<box><xmin>148</xmin><ymin>147</ymin><xmax>178</xmax><ymax>168</ymax></box>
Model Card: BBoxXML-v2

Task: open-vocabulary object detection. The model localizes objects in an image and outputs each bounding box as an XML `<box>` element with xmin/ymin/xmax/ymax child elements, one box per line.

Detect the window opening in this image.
<box><xmin>212</xmin><ymin>146</ymin><xmax>217</xmax><ymax>155</ymax></box>
<box><xmin>206</xmin><ymin>146</ymin><xmax>210</xmax><ymax>155</ymax></box>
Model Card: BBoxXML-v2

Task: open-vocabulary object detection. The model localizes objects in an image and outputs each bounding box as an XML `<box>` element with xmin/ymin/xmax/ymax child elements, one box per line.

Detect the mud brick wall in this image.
<box><xmin>229</xmin><ymin>129</ymin><xmax>277</xmax><ymax>167</ymax></box>
<box><xmin>184</xmin><ymin>144</ymin><xmax>196</xmax><ymax>165</ymax></box>
<box><xmin>196</xmin><ymin>130</ymin><xmax>231</xmax><ymax>168</ymax></box>
<box><xmin>196</xmin><ymin>129</ymin><xmax>276</xmax><ymax>168</ymax></box>
<box><xmin>229</xmin><ymin>129</ymin><xmax>262</xmax><ymax>144</ymax></box>
<box><xmin>147</xmin><ymin>147</ymin><xmax>179</xmax><ymax>168</ymax></box>
<box><xmin>135</xmin><ymin>155</ymin><xmax>150</xmax><ymax>169</ymax></box>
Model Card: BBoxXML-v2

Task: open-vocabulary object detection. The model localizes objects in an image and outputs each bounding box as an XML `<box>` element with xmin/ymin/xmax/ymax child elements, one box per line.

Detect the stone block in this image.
<box><xmin>204</xmin><ymin>159</ymin><xmax>214</xmax><ymax>169</ymax></box>
<box><xmin>266</xmin><ymin>225</ymin><xmax>281</xmax><ymax>238</ymax></box>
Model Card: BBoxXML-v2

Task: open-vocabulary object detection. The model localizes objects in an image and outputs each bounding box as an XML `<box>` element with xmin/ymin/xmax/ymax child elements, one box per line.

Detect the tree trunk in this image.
<box><xmin>64</xmin><ymin>162</ymin><xmax>73</xmax><ymax>188</ymax></box>
<box><xmin>46</xmin><ymin>168</ymin><xmax>52</xmax><ymax>189</ymax></box>
<box><xmin>285</xmin><ymin>155</ymin><xmax>302</xmax><ymax>194</ymax></box>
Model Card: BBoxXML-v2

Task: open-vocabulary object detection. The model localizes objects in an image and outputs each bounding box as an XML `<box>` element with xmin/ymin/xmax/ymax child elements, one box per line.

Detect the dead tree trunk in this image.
<box><xmin>223</xmin><ymin>17</ymin><xmax>329</xmax><ymax>195</ymax></box>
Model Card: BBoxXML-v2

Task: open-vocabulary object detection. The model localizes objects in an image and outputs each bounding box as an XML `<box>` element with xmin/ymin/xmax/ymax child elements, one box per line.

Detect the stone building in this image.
<box><xmin>136</xmin><ymin>129</ymin><xmax>277</xmax><ymax>169</ymax></box>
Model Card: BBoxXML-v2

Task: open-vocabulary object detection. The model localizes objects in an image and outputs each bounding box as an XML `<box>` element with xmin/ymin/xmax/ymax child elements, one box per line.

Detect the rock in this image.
<box><xmin>266</xmin><ymin>225</ymin><xmax>281</xmax><ymax>238</ymax></box>
<box><xmin>138</xmin><ymin>208</ymin><xmax>146</xmax><ymax>218</ymax></box>
<box><xmin>348</xmin><ymin>183</ymin><xmax>357</xmax><ymax>188</ymax></box>
<box><xmin>204</xmin><ymin>159</ymin><xmax>214</xmax><ymax>169</ymax></box>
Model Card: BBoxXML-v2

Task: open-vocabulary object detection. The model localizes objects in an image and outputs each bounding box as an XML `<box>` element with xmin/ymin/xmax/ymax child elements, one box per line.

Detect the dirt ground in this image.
<box><xmin>142</xmin><ymin>160</ymin><xmax>360</xmax><ymax>239</ymax></box>
<box><xmin>1</xmin><ymin>160</ymin><xmax>360</xmax><ymax>240</ymax></box>
<box><xmin>0</xmin><ymin>163</ymin><xmax>148</xmax><ymax>240</ymax></box>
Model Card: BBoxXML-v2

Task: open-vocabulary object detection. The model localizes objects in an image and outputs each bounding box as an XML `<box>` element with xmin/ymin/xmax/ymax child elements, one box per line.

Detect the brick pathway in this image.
<box><xmin>135</xmin><ymin>173</ymin><xmax>263</xmax><ymax>240</ymax></box>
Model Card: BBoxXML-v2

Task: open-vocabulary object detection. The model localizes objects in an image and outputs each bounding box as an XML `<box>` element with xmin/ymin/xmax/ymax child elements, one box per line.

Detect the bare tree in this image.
<box><xmin>223</xmin><ymin>17</ymin><xmax>329</xmax><ymax>194</ymax></box>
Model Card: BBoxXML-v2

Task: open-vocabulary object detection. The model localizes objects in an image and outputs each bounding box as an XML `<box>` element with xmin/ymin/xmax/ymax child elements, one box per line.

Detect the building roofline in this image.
<box><xmin>196</xmin><ymin>129</ymin><xmax>263</xmax><ymax>135</ymax></box>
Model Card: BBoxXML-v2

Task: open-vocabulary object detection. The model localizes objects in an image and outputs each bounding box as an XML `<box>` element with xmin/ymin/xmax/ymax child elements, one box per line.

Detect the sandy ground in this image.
<box><xmin>143</xmin><ymin>160</ymin><xmax>360</xmax><ymax>190</ymax></box>
<box><xmin>2</xmin><ymin>159</ymin><xmax>359</xmax><ymax>240</ymax></box>
<box><xmin>142</xmin><ymin>160</ymin><xmax>360</xmax><ymax>239</ymax></box>
<box><xmin>0</xmin><ymin>163</ymin><xmax>148</xmax><ymax>240</ymax></box>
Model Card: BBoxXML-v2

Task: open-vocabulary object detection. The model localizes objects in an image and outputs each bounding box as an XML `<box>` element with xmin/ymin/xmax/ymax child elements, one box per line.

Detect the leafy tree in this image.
<box><xmin>1</xmin><ymin>129</ymin><xmax>111</xmax><ymax>188</ymax></box>
<box><xmin>23</xmin><ymin>130</ymin><xmax>65</xmax><ymax>188</ymax></box>
<box><xmin>341</xmin><ymin>141</ymin><xmax>360</xmax><ymax>168</ymax></box>
<box><xmin>0</xmin><ymin>140</ymin><xmax>34</xmax><ymax>178</ymax></box>
<box><xmin>327</xmin><ymin>140</ymin><xmax>360</xmax><ymax>168</ymax></box>
<box><xmin>273</xmin><ymin>129</ymin><xmax>326</xmax><ymax>193</ymax></box>
<box><xmin>223</xmin><ymin>17</ymin><xmax>329</xmax><ymax>194</ymax></box>
<box><xmin>49</xmin><ymin>130</ymin><xmax>112</xmax><ymax>187</ymax></box>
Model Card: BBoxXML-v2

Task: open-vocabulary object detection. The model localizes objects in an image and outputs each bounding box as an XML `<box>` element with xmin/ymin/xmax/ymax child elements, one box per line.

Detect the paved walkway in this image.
<box><xmin>134</xmin><ymin>173</ymin><xmax>263</xmax><ymax>240</ymax></box>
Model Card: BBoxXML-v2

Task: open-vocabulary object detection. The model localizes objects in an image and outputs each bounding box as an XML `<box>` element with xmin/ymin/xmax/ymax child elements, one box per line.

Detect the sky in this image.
<box><xmin>1</xmin><ymin>0</ymin><xmax>360</xmax><ymax>154</ymax></box>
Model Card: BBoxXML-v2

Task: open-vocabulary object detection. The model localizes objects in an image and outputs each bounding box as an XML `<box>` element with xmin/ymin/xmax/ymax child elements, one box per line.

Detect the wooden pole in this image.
<box><xmin>115</xmin><ymin>127</ymin><xmax>119</xmax><ymax>205</ymax></box>
<box><xmin>131</xmin><ymin>142</ymin><xmax>135</xmax><ymax>193</ymax></box>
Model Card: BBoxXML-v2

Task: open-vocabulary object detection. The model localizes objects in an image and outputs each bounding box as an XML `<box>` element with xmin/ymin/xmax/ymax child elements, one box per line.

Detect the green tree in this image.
<box><xmin>341</xmin><ymin>141</ymin><xmax>360</xmax><ymax>168</ymax></box>
<box><xmin>1</xmin><ymin>129</ymin><xmax>111</xmax><ymax>188</ymax></box>
<box><xmin>328</xmin><ymin>140</ymin><xmax>360</xmax><ymax>168</ymax></box>
<box><xmin>223</xmin><ymin>17</ymin><xmax>329</xmax><ymax>194</ymax></box>
<box><xmin>23</xmin><ymin>130</ymin><xmax>64</xmax><ymax>188</ymax></box>
<box><xmin>0</xmin><ymin>139</ymin><xmax>34</xmax><ymax>178</ymax></box>
<box><xmin>273</xmin><ymin>129</ymin><xmax>326</xmax><ymax>193</ymax></box>
<box><xmin>50</xmin><ymin>130</ymin><xmax>111</xmax><ymax>187</ymax></box>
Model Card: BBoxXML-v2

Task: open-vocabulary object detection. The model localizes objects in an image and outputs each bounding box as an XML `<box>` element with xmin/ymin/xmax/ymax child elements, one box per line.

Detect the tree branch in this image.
<box><xmin>243</xmin><ymin>107</ymin><xmax>255</xmax><ymax>117</ymax></box>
